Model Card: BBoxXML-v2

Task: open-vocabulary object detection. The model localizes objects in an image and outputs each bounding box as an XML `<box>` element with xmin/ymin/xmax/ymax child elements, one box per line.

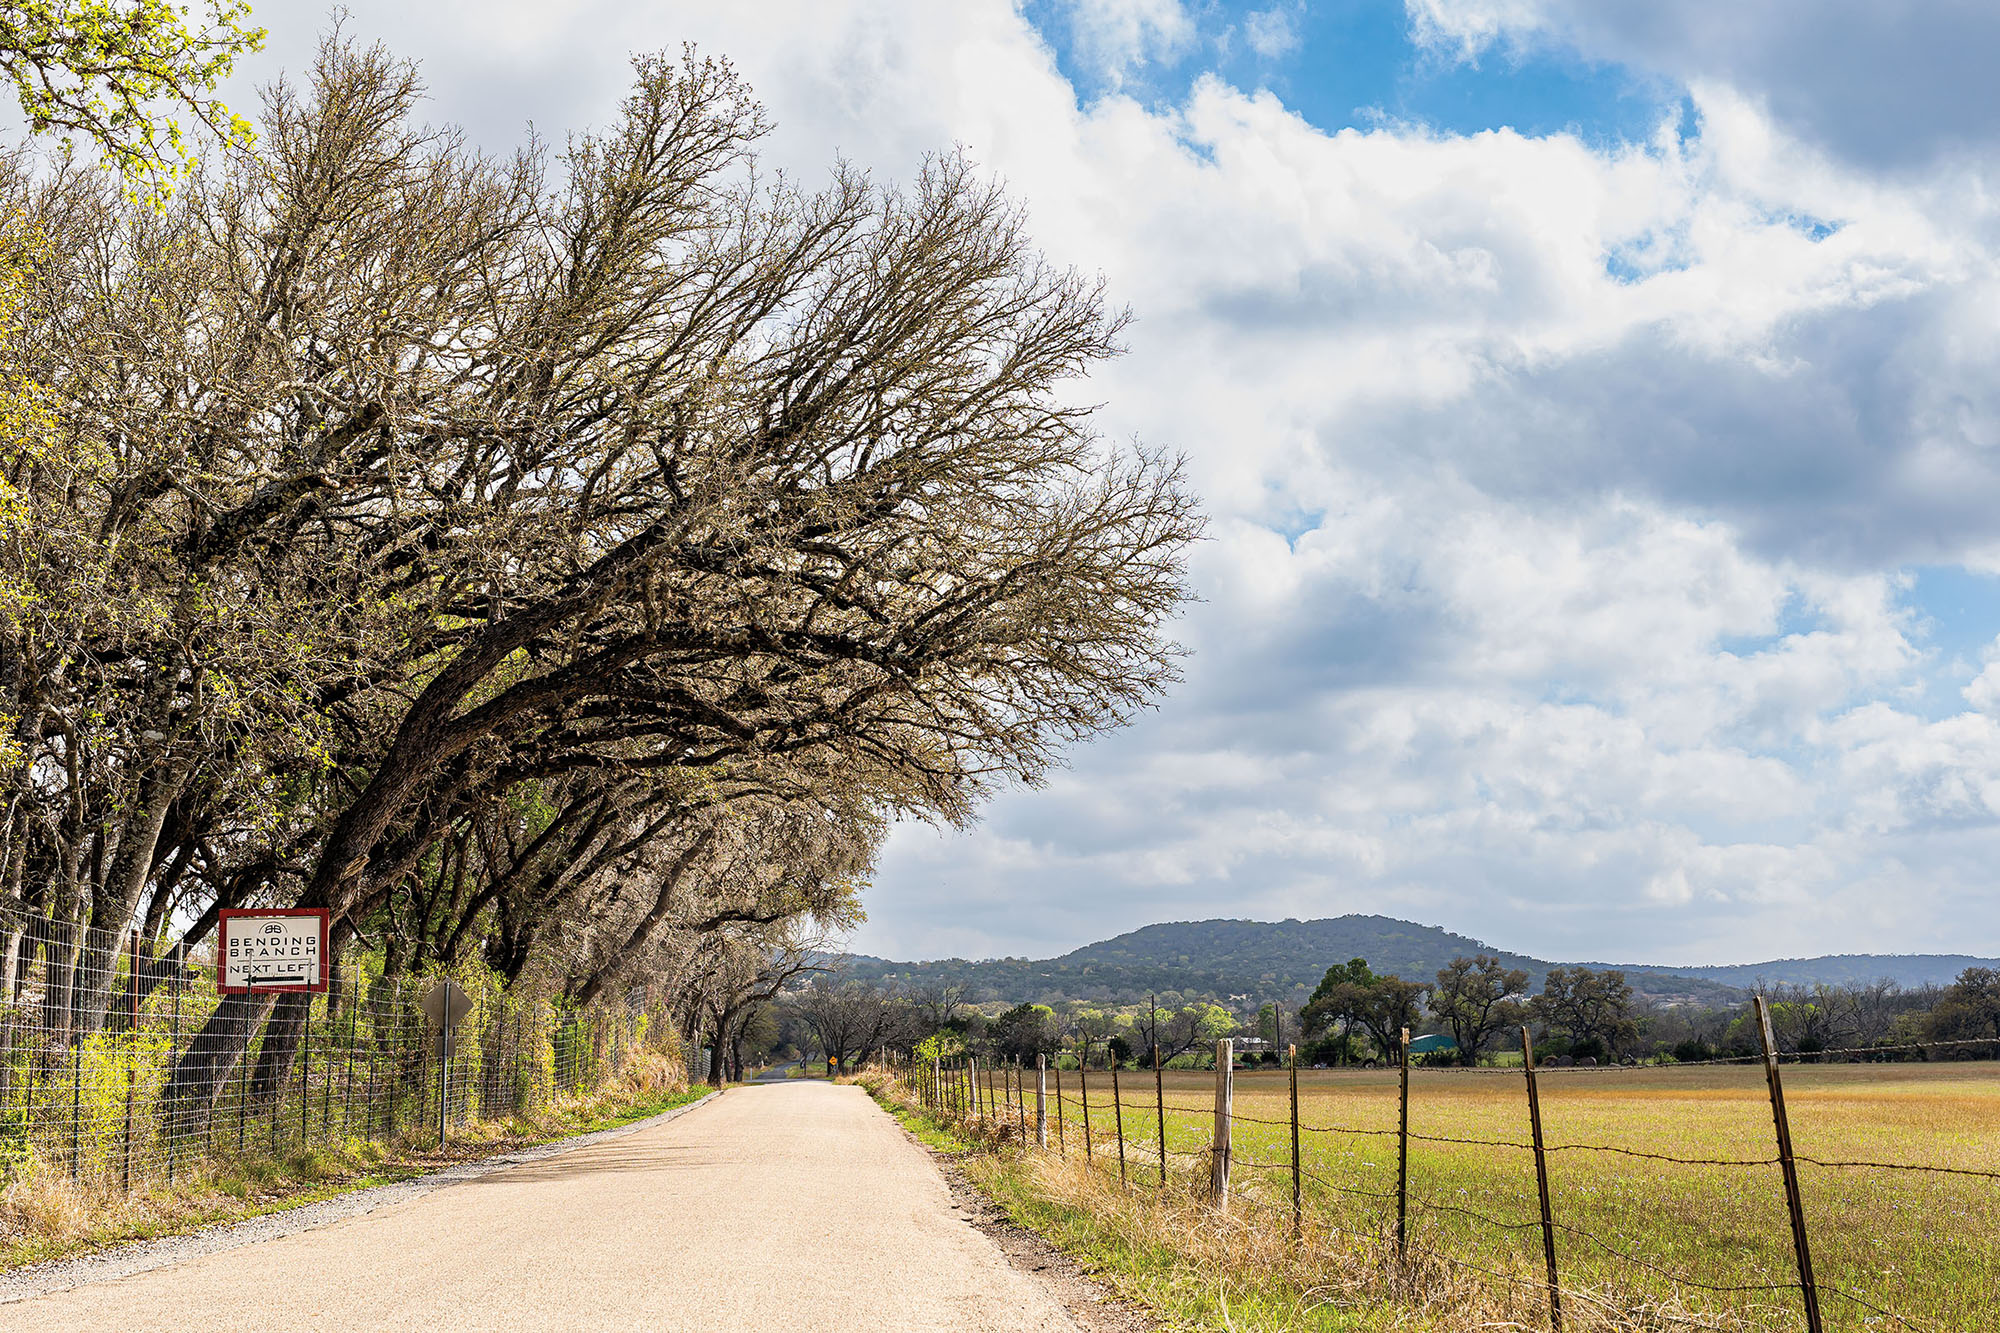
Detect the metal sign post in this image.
<box><xmin>421</xmin><ymin>980</ymin><xmax>472</xmax><ymax>1146</ymax></box>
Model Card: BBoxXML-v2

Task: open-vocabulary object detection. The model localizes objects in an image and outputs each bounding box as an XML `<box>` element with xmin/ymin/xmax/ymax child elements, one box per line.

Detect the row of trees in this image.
<box><xmin>723</xmin><ymin>979</ymin><xmax>1243</xmax><ymax>1079</ymax></box>
<box><xmin>710</xmin><ymin>954</ymin><xmax>2000</xmax><ymax>1081</ymax></box>
<box><xmin>0</xmin><ymin>30</ymin><xmax>1197</xmax><ymax>1123</ymax></box>
<box><xmin>1297</xmin><ymin>955</ymin><xmax>2000</xmax><ymax>1066</ymax></box>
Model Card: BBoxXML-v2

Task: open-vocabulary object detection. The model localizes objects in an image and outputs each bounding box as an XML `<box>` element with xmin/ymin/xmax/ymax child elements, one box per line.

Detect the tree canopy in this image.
<box><xmin>0</xmin><ymin>0</ymin><xmax>264</xmax><ymax>194</ymax></box>
<box><xmin>0</xmin><ymin>35</ymin><xmax>1199</xmax><ymax>1114</ymax></box>
<box><xmin>1430</xmin><ymin>955</ymin><xmax>1529</xmax><ymax>1064</ymax></box>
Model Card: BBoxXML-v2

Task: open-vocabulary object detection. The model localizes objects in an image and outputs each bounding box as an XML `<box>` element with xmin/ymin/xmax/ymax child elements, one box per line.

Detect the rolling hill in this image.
<box><xmin>841</xmin><ymin>915</ymin><xmax>1997</xmax><ymax>1011</ymax></box>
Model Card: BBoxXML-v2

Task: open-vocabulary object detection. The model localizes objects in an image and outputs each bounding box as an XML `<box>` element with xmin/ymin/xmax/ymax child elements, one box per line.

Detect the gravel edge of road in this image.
<box><xmin>895</xmin><ymin>1124</ymin><xmax>1160</xmax><ymax>1333</ymax></box>
<box><xmin>0</xmin><ymin>1089</ymin><xmax>724</xmax><ymax>1304</ymax></box>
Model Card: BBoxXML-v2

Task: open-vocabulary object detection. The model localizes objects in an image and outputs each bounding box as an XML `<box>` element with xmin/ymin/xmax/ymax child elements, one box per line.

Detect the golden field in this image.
<box><xmin>967</xmin><ymin>1061</ymin><xmax>2000</xmax><ymax>1331</ymax></box>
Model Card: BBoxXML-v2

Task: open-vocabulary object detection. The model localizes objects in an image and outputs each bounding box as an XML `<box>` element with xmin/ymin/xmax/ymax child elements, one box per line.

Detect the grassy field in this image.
<box><xmin>954</xmin><ymin>1061</ymin><xmax>2000</xmax><ymax>1332</ymax></box>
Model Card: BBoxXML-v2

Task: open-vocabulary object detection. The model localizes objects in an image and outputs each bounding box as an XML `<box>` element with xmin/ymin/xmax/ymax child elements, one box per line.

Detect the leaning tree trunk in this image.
<box><xmin>248</xmin><ymin>993</ymin><xmax>310</xmax><ymax>1101</ymax></box>
<box><xmin>162</xmin><ymin>990</ymin><xmax>277</xmax><ymax>1133</ymax></box>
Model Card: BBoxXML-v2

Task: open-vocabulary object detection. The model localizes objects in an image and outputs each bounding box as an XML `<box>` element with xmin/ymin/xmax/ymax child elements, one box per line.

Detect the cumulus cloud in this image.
<box><xmin>231</xmin><ymin>0</ymin><xmax>2000</xmax><ymax>964</ymax></box>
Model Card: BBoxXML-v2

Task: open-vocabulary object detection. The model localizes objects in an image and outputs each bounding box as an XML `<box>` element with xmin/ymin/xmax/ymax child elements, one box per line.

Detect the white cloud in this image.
<box><xmin>1404</xmin><ymin>0</ymin><xmax>1546</xmax><ymax>61</ymax></box>
<box><xmin>1242</xmin><ymin>5</ymin><xmax>1303</xmax><ymax>60</ymax></box>
<box><xmin>1059</xmin><ymin>0</ymin><xmax>1196</xmax><ymax>84</ymax></box>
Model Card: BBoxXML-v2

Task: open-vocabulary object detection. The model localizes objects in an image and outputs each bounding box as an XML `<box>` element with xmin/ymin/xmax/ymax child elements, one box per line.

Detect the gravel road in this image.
<box><xmin>0</xmin><ymin>1081</ymin><xmax>1083</xmax><ymax>1332</ymax></box>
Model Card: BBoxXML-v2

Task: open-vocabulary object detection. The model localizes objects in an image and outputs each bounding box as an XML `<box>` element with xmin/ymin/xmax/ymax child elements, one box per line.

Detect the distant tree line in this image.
<box><xmin>728</xmin><ymin>976</ymin><xmax>1249</xmax><ymax>1079</ymax></box>
<box><xmin>1293</xmin><ymin>955</ymin><xmax>2000</xmax><ymax>1067</ymax></box>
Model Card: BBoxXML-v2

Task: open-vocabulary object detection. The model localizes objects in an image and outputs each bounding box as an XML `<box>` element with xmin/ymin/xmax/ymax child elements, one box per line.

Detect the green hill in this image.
<box><xmin>842</xmin><ymin>915</ymin><xmax>1995</xmax><ymax>1011</ymax></box>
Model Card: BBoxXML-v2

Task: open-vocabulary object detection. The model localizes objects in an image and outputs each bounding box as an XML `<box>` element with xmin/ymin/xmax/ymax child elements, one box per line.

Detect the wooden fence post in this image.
<box><xmin>1756</xmin><ymin>995</ymin><xmax>1825</xmax><ymax>1333</ymax></box>
<box><xmin>1288</xmin><ymin>1042</ymin><xmax>1301</xmax><ymax>1240</ymax></box>
<box><xmin>1209</xmin><ymin>1037</ymin><xmax>1233</xmax><ymax>1210</ymax></box>
<box><xmin>1036</xmin><ymin>1055</ymin><xmax>1048</xmax><ymax>1149</ymax></box>
<box><xmin>1112</xmin><ymin>1060</ymin><xmax>1128</xmax><ymax>1189</ymax></box>
<box><xmin>1014</xmin><ymin>1059</ymin><xmax>1027</xmax><ymax>1141</ymax></box>
<box><xmin>1396</xmin><ymin>1026</ymin><xmax>1411</xmax><ymax>1260</ymax></box>
<box><xmin>968</xmin><ymin>1057</ymin><xmax>979</xmax><ymax>1124</ymax></box>
<box><xmin>1522</xmin><ymin>1026</ymin><xmax>1563</xmax><ymax>1332</ymax></box>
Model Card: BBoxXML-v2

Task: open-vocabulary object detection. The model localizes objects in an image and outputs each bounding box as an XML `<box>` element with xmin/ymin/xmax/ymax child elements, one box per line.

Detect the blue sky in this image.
<box><xmin>236</xmin><ymin>1</ymin><xmax>2000</xmax><ymax>966</ymax></box>
<box><xmin>1031</xmin><ymin>0</ymin><xmax>1680</xmax><ymax>147</ymax></box>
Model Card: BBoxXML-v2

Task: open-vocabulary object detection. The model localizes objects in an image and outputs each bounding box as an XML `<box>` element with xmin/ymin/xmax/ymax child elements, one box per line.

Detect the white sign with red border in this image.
<box><xmin>217</xmin><ymin>909</ymin><xmax>330</xmax><ymax>994</ymax></box>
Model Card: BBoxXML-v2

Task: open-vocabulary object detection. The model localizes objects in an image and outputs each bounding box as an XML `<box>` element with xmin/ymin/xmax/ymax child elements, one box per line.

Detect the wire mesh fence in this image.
<box><xmin>891</xmin><ymin>1024</ymin><xmax>2000</xmax><ymax>1333</ymax></box>
<box><xmin>0</xmin><ymin>908</ymin><xmax>702</xmax><ymax>1195</ymax></box>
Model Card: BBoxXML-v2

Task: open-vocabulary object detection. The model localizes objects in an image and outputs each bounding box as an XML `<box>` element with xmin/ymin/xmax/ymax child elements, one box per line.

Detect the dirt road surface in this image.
<box><xmin>0</xmin><ymin>1082</ymin><xmax>1083</xmax><ymax>1332</ymax></box>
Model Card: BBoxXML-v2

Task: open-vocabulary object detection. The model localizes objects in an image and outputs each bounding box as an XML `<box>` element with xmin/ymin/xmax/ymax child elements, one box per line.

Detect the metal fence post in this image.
<box><xmin>1209</xmin><ymin>1037</ymin><xmax>1233</xmax><ymax>1211</ymax></box>
<box><xmin>437</xmin><ymin>1017</ymin><xmax>449</xmax><ymax>1148</ymax></box>
<box><xmin>388</xmin><ymin>978</ymin><xmax>401</xmax><ymax>1140</ymax></box>
<box><xmin>238</xmin><ymin>979</ymin><xmax>252</xmax><ymax>1152</ymax></box>
<box><xmin>1288</xmin><ymin>1042</ymin><xmax>1301</xmax><ymax>1240</ymax></box>
<box><xmin>67</xmin><ymin>923</ymin><xmax>80</xmax><ymax>1183</ymax></box>
<box><xmin>321</xmin><ymin>991</ymin><xmax>334</xmax><ymax>1137</ymax></box>
<box><xmin>1111</xmin><ymin>1059</ymin><xmax>1128</xmax><ymax>1189</ymax></box>
<box><xmin>1397</xmin><ymin>1026</ymin><xmax>1411</xmax><ymax>1260</ymax></box>
<box><xmin>1078</xmin><ymin>1041</ymin><xmax>1093</xmax><ymax>1163</ymax></box>
<box><xmin>1756</xmin><ymin>995</ymin><xmax>1825</xmax><ymax>1333</ymax></box>
<box><xmin>1036</xmin><ymin>1054</ymin><xmax>1047</xmax><ymax>1149</ymax></box>
<box><xmin>344</xmin><ymin>971</ymin><xmax>358</xmax><ymax>1136</ymax></box>
<box><xmin>167</xmin><ymin>969</ymin><xmax>181</xmax><ymax>1184</ymax></box>
<box><xmin>1153</xmin><ymin>1039</ymin><xmax>1166</xmax><ymax>1189</ymax></box>
<box><xmin>122</xmin><ymin>930</ymin><xmax>137</xmax><ymax>1192</ymax></box>
<box><xmin>365</xmin><ymin>1004</ymin><xmax>378</xmax><ymax>1144</ymax></box>
<box><xmin>300</xmin><ymin>997</ymin><xmax>311</xmax><ymax>1145</ymax></box>
<box><xmin>1522</xmin><ymin>1026</ymin><xmax>1563</xmax><ymax>1332</ymax></box>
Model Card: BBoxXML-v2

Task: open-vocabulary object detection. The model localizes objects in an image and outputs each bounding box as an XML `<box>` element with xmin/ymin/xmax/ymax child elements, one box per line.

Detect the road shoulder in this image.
<box><xmin>892</xmin><ymin>1117</ymin><xmax>1159</xmax><ymax>1333</ymax></box>
<box><xmin>0</xmin><ymin>1090</ymin><xmax>721</xmax><ymax>1304</ymax></box>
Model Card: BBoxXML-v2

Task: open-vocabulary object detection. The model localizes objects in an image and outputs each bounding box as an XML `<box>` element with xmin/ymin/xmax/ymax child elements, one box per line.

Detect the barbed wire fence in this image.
<box><xmin>0</xmin><ymin>907</ymin><xmax>706</xmax><ymax>1196</ymax></box>
<box><xmin>883</xmin><ymin>999</ymin><xmax>1998</xmax><ymax>1333</ymax></box>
